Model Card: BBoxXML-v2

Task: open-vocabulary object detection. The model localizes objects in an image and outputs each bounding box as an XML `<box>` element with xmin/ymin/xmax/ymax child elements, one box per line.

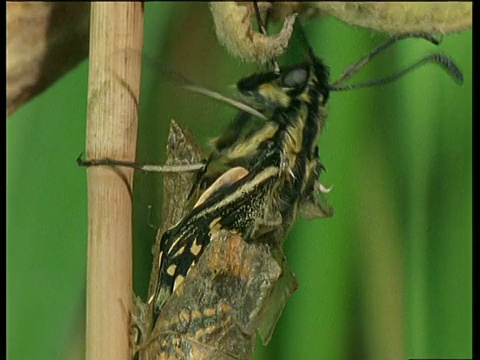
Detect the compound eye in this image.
<box><xmin>237</xmin><ymin>72</ymin><xmax>279</xmax><ymax>93</ymax></box>
<box><xmin>283</xmin><ymin>68</ymin><xmax>308</xmax><ymax>89</ymax></box>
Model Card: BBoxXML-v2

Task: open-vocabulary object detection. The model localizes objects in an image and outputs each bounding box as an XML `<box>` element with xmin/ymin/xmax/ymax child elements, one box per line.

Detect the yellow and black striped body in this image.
<box><xmin>154</xmin><ymin>144</ymin><xmax>282</xmax><ymax>317</ymax></box>
<box><xmin>216</xmin><ymin>57</ymin><xmax>331</xmax><ymax>234</ymax></box>
<box><xmin>153</xmin><ymin>54</ymin><xmax>331</xmax><ymax>321</ymax></box>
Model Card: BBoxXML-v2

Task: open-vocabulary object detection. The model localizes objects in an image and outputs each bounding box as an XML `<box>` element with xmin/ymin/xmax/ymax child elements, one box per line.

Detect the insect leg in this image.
<box><xmin>77</xmin><ymin>152</ymin><xmax>206</xmax><ymax>173</ymax></box>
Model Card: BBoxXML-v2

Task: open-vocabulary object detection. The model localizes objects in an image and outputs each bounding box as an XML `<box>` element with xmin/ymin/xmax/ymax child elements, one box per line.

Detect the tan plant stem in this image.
<box><xmin>85</xmin><ymin>3</ymin><xmax>143</xmax><ymax>359</ymax></box>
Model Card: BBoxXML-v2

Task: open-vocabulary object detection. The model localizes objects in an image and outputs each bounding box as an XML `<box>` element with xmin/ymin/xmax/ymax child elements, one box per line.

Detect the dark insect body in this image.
<box><xmin>152</xmin><ymin>26</ymin><xmax>464</xmax><ymax>323</ymax></box>
<box><xmin>77</xmin><ymin>11</ymin><xmax>464</xmax><ymax>344</ymax></box>
<box><xmin>153</xmin><ymin>43</ymin><xmax>334</xmax><ymax>319</ymax></box>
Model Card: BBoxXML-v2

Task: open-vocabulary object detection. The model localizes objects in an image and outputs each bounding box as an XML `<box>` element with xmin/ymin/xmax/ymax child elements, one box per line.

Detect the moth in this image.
<box><xmin>131</xmin><ymin>122</ymin><xmax>298</xmax><ymax>360</ymax></box>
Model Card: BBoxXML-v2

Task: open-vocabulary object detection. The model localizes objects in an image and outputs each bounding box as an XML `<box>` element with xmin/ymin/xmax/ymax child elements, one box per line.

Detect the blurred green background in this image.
<box><xmin>7</xmin><ymin>3</ymin><xmax>471</xmax><ymax>360</ymax></box>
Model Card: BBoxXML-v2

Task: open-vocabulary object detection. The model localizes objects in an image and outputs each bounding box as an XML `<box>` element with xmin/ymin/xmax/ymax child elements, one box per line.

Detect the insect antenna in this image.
<box><xmin>329</xmin><ymin>32</ymin><xmax>463</xmax><ymax>91</ymax></box>
<box><xmin>292</xmin><ymin>16</ymin><xmax>323</xmax><ymax>66</ymax></box>
<box><xmin>332</xmin><ymin>32</ymin><xmax>440</xmax><ymax>86</ymax></box>
<box><xmin>163</xmin><ymin>67</ymin><xmax>267</xmax><ymax>121</ymax></box>
<box><xmin>330</xmin><ymin>53</ymin><xmax>463</xmax><ymax>91</ymax></box>
<box><xmin>138</xmin><ymin>53</ymin><xmax>268</xmax><ymax>121</ymax></box>
<box><xmin>253</xmin><ymin>1</ymin><xmax>280</xmax><ymax>74</ymax></box>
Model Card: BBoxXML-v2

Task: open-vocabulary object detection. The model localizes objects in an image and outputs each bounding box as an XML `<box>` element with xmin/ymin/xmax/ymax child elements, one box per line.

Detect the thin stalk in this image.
<box><xmin>85</xmin><ymin>3</ymin><xmax>143</xmax><ymax>359</ymax></box>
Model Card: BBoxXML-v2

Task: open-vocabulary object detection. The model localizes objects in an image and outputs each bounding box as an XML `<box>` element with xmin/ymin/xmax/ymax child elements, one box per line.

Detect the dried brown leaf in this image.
<box><xmin>6</xmin><ymin>2</ymin><xmax>90</xmax><ymax>116</ymax></box>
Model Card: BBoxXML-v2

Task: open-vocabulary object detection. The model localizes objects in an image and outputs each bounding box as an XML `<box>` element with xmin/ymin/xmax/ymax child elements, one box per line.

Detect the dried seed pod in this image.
<box><xmin>210</xmin><ymin>2</ymin><xmax>296</xmax><ymax>63</ymax></box>
<box><xmin>209</xmin><ymin>2</ymin><xmax>472</xmax><ymax>63</ymax></box>
<box><xmin>315</xmin><ymin>2</ymin><xmax>472</xmax><ymax>35</ymax></box>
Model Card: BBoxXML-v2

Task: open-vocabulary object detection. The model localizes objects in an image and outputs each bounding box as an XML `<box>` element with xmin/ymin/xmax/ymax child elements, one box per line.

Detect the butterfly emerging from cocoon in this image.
<box><xmin>78</xmin><ymin>4</ymin><xmax>464</xmax><ymax>346</ymax></box>
<box><xmin>148</xmin><ymin>35</ymin><xmax>462</xmax><ymax>327</ymax></box>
